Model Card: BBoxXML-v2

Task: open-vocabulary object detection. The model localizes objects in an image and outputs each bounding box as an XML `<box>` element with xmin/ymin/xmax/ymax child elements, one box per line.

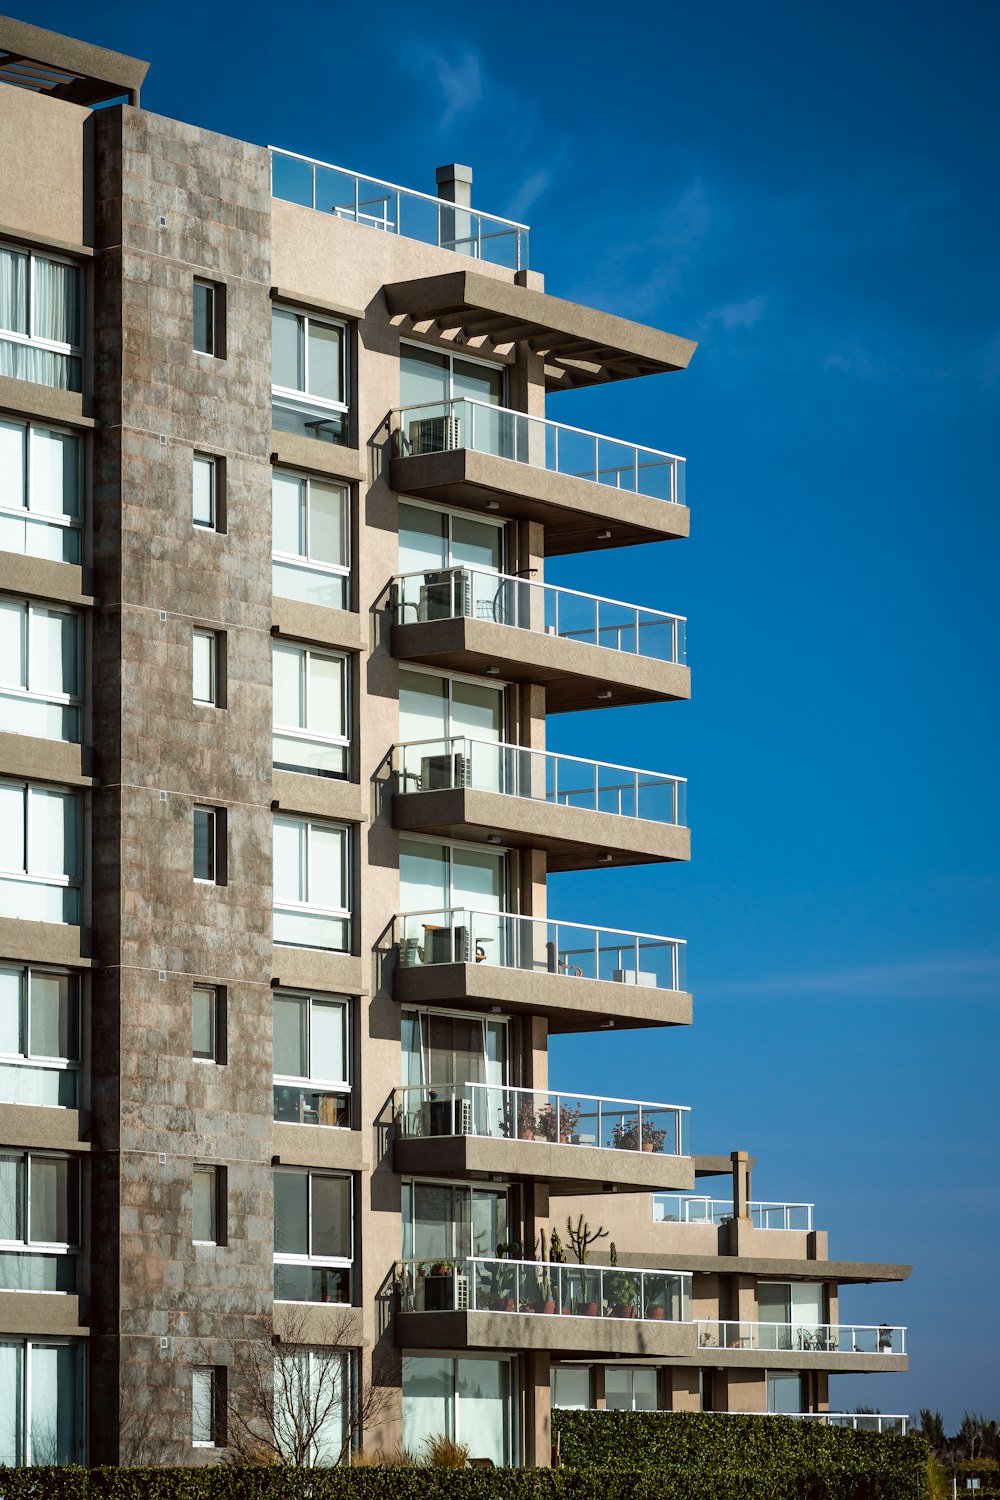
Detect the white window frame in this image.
<box><xmin>0</xmin><ymin>596</ymin><xmax>82</xmax><ymax>740</ymax></box>
<box><xmin>272</xmin><ymin>816</ymin><xmax>351</xmax><ymax>951</ymax></box>
<box><xmin>0</xmin><ymin>965</ymin><xmax>80</xmax><ymax>1107</ymax></box>
<box><xmin>192</xmin><ymin>806</ymin><xmax>222</xmax><ymax>885</ymax></box>
<box><xmin>192</xmin><ymin>453</ymin><xmax>219</xmax><ymax>530</ymax></box>
<box><xmin>274</xmin><ymin>1348</ymin><xmax>353</xmax><ymax>1467</ymax></box>
<box><xmin>400</xmin><ymin>340</ymin><xmax>507</xmax><ymax>402</ymax></box>
<box><xmin>400</xmin><ymin>1176</ymin><xmax>511</xmax><ymax>1263</ymax></box>
<box><xmin>273</xmin><ymin>1167</ymin><xmax>353</xmax><ymax>1304</ymax></box>
<box><xmin>272</xmin><ymin>305</ymin><xmax>348</xmax><ymax>422</ymax></box>
<box><xmin>192</xmin><ymin>1165</ymin><xmax>220</xmax><ymax>1246</ymax></box>
<box><xmin>272</xmin><ymin>641</ymin><xmax>350</xmax><ymax>776</ymax></box>
<box><xmin>0</xmin><ymin>1151</ymin><xmax>80</xmax><ymax>1294</ymax></box>
<box><xmin>0</xmin><ymin>243</ymin><xmax>83</xmax><ymax>388</ymax></box>
<box><xmin>271</xmin><ymin>468</ymin><xmax>351</xmax><ymax>602</ymax></box>
<box><xmin>191</xmin><ymin>1365</ymin><xmax>218</xmax><ymax>1446</ymax></box>
<box><xmin>192</xmin><ymin>280</ymin><xmax>221</xmax><ymax>358</ymax></box>
<box><xmin>192</xmin><ymin>984</ymin><xmax>222</xmax><ymax>1064</ymax></box>
<box><xmin>192</xmin><ymin>629</ymin><xmax>219</xmax><ymax>706</ymax></box>
<box><xmin>0</xmin><ymin>1337</ymin><xmax>86</xmax><ymax>1465</ymax></box>
<box><xmin>0</xmin><ymin>419</ymin><xmax>83</xmax><ymax>561</ymax></box>
<box><xmin>0</xmin><ymin>781</ymin><xmax>81</xmax><ymax>922</ymax></box>
<box><xmin>272</xmin><ymin>989</ymin><xmax>351</xmax><ymax>1128</ymax></box>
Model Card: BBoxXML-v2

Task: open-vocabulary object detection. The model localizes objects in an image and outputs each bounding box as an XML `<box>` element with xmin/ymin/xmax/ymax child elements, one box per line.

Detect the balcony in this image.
<box><xmin>396</xmin><ymin>1257</ymin><xmax>696</xmax><ymax>1357</ymax></box>
<box><xmin>393</xmin><ymin>738</ymin><xmax>688</xmax><ymax>871</ymax></box>
<box><xmin>695</xmin><ymin>1321</ymin><xmax>907</xmax><ymax>1371</ymax></box>
<box><xmin>391</xmin><ymin>566</ymin><xmax>688</xmax><ymax>713</ymax></box>
<box><xmin>393</xmin><ymin>907</ymin><xmax>690</xmax><ymax>1033</ymax></box>
<box><xmin>389</xmin><ymin>398</ymin><xmax>688</xmax><ymax>555</ymax></box>
<box><xmin>270</xmin><ymin>149</ymin><xmax>530</xmax><ymax>270</ymax></box>
<box><xmin>654</xmin><ymin>1196</ymin><xmax>814</xmax><ymax>1231</ymax></box>
<box><xmin>394</xmin><ymin>1082</ymin><xmax>693</xmax><ymax>1194</ymax></box>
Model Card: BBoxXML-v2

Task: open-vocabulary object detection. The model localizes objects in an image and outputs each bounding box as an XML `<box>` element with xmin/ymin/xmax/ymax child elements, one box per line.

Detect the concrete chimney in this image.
<box><xmin>435</xmin><ymin>163</ymin><xmax>473</xmax><ymax>207</ymax></box>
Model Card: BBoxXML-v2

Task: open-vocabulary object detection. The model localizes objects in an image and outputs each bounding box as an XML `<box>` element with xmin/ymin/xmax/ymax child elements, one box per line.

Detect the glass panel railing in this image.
<box><xmin>0</xmin><ymin>1250</ymin><xmax>77</xmax><ymax>1293</ymax></box>
<box><xmin>270</xmin><ymin>150</ymin><xmax>530</xmax><ymax>271</ymax></box>
<box><xmin>696</xmin><ymin>1321</ymin><xmax>906</xmax><ymax>1355</ymax></box>
<box><xmin>653</xmin><ymin>1196</ymin><xmax>814</xmax><ymax>1231</ymax></box>
<box><xmin>273</xmin><ymin>1263</ymin><xmax>352</xmax><ymax>1304</ymax></box>
<box><xmin>396</xmin><ymin>1258</ymin><xmax>691</xmax><ymax>1321</ymax></box>
<box><xmin>395</xmin><ymin>908</ymin><xmax>686</xmax><ymax>992</ymax></box>
<box><xmin>271</xmin><ymin>392</ymin><xmax>348</xmax><ymax>445</ymax></box>
<box><xmin>393</xmin><ymin>397</ymin><xmax>685</xmax><ymax>505</ymax></box>
<box><xmin>395</xmin><ymin>737</ymin><xmax>686</xmax><ymax>825</ymax></box>
<box><xmin>0</xmin><ymin>878</ymin><xmax>80</xmax><ymax>925</ymax></box>
<box><xmin>273</xmin><ymin>906</ymin><xmax>349</xmax><ymax>952</ymax></box>
<box><xmin>273</xmin><ymin>1084</ymin><xmax>351</xmax><ymax>1127</ymax></box>
<box><xmin>272</xmin><ymin>558</ymin><xmax>350</xmax><ymax>611</ymax></box>
<box><xmin>393</xmin><ymin>566</ymin><xmax>686</xmax><ymax>665</ymax></box>
<box><xmin>682</xmin><ymin>1413</ymin><xmax>909</xmax><ymax>1435</ymax></box>
<box><xmin>395</xmin><ymin>1083</ymin><xmax>690</xmax><ymax>1156</ymax></box>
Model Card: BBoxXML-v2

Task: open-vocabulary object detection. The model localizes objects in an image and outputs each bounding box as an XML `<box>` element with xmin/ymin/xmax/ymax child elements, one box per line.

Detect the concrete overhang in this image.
<box><xmin>681</xmin><ymin>1347</ymin><xmax>908</xmax><ymax>1375</ymax></box>
<box><xmin>388</xmin><ymin>447</ymin><xmax>690</xmax><ymax>557</ymax></box>
<box><xmin>382</xmin><ymin>270</ymin><xmax>697</xmax><ymax>391</ymax></box>
<box><xmin>273</xmin><ymin>1123</ymin><xmax>369</xmax><ymax>1174</ymax></box>
<box><xmin>395</xmin><ymin>1308</ymin><xmax>697</xmax><ymax>1358</ymax></box>
<box><xmin>0</xmin><ymin>1290</ymin><xmax>86</xmax><ymax>1337</ymax></box>
<box><xmin>391</xmin><ymin>616</ymin><xmax>690</xmax><ymax>714</ymax></box>
<box><xmin>392</xmin><ymin>787</ymin><xmax>689</xmax><ymax>872</ymax></box>
<box><xmin>0</xmin><ymin>17</ymin><xmax>148</xmax><ymax>106</ymax></box>
<box><xmin>622</xmin><ymin>1252</ymin><xmax>912</xmax><ymax>1285</ymax></box>
<box><xmin>393</xmin><ymin>960</ymin><xmax>691</xmax><ymax>1035</ymax></box>
<box><xmin>393</xmin><ymin>1134</ymin><xmax>695</xmax><ymax>1196</ymax></box>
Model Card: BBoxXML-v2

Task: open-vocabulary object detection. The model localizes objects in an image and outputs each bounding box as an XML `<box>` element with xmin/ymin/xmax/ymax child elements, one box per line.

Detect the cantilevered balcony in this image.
<box><xmin>393</xmin><ymin>1082</ymin><xmax>693</xmax><ymax>1194</ymax></box>
<box><xmin>654</xmin><ymin>1196</ymin><xmax>814</xmax><ymax>1231</ymax></box>
<box><xmin>395</xmin><ymin>1257</ymin><xmax>696</xmax><ymax>1358</ymax></box>
<box><xmin>391</xmin><ymin>565</ymin><xmax>689</xmax><ymax>713</ymax></box>
<box><xmin>389</xmin><ymin>398</ymin><xmax>689</xmax><ymax>555</ymax></box>
<box><xmin>392</xmin><ymin>907</ymin><xmax>690</xmax><ymax>1033</ymax></box>
<box><xmin>392</xmin><ymin>738</ymin><xmax>688</xmax><ymax>870</ymax></box>
<box><xmin>695</xmin><ymin>1320</ymin><xmax>908</xmax><ymax>1372</ymax></box>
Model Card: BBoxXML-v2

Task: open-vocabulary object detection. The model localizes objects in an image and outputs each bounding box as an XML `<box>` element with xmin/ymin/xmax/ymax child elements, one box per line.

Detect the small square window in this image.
<box><xmin>193</xmin><ymin>454</ymin><xmax>224</xmax><ymax>531</ymax></box>
<box><xmin>193</xmin><ymin>280</ymin><xmax>225</xmax><ymax>357</ymax></box>
<box><xmin>193</xmin><ymin>629</ymin><xmax>225</xmax><ymax>706</ymax></box>
<box><xmin>193</xmin><ymin>985</ymin><xmax>226</xmax><ymax>1063</ymax></box>
<box><xmin>193</xmin><ymin>806</ymin><xmax>226</xmax><ymax>884</ymax></box>
<box><xmin>192</xmin><ymin>1365</ymin><xmax>226</xmax><ymax>1446</ymax></box>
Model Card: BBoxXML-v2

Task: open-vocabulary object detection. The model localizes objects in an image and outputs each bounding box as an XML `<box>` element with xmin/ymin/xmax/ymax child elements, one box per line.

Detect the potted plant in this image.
<box><xmin>532</xmin><ymin>1230</ymin><xmax>557</xmax><ymax>1313</ymax></box>
<box><xmin>537</xmin><ymin>1102</ymin><xmax>582</xmax><ymax>1144</ymax></box>
<box><xmin>611</xmin><ymin>1117</ymin><xmax>668</xmax><ymax>1153</ymax></box>
<box><xmin>516</xmin><ymin>1096</ymin><xmax>537</xmax><ymax>1141</ymax></box>
<box><xmin>606</xmin><ymin>1243</ymin><xmax>637</xmax><ymax>1318</ymax></box>
<box><xmin>566</xmin><ymin>1214</ymin><xmax>607</xmax><ymax>1316</ymax></box>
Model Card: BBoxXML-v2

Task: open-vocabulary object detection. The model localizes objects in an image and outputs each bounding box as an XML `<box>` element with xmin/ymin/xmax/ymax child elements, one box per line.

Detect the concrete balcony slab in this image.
<box><xmin>393</xmin><ymin>1132</ymin><xmax>694</xmax><ymax>1195</ymax></box>
<box><xmin>395</xmin><ymin>1308</ymin><xmax>697</xmax><ymax>1359</ymax></box>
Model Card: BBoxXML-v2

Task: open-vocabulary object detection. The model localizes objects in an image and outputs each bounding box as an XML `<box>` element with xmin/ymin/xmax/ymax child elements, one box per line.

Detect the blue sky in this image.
<box><xmin>23</xmin><ymin>0</ymin><xmax>999</xmax><ymax>1427</ymax></box>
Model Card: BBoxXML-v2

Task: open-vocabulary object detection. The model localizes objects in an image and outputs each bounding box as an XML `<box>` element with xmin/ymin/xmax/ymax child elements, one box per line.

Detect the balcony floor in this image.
<box><xmin>395</xmin><ymin>1308</ymin><xmax>697</xmax><ymax>1358</ymax></box>
<box><xmin>393</xmin><ymin>1134</ymin><xmax>695</xmax><ymax>1195</ymax></box>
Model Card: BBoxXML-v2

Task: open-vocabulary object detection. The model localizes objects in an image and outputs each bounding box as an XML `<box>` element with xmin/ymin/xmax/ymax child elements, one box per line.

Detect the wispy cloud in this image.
<box><xmin>418</xmin><ymin>48</ymin><xmax>483</xmax><ymax>126</ymax></box>
<box><xmin>704</xmin><ymin>952</ymin><xmax>1000</xmax><ymax>1003</ymax></box>
<box><xmin>701</xmin><ymin>294</ymin><xmax>768</xmax><ymax>331</ymax></box>
<box><xmin>506</xmin><ymin>167</ymin><xmax>555</xmax><ymax>223</ymax></box>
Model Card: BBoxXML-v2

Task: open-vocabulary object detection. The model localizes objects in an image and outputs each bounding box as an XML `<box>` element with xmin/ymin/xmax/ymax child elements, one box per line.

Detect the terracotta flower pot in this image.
<box><xmin>518</xmin><ymin>1128</ymin><xmax>534</xmax><ymax>1141</ymax></box>
<box><xmin>642</xmin><ymin>1142</ymin><xmax>654</xmax><ymax>1152</ymax></box>
<box><xmin>649</xmin><ymin>1305</ymin><xmax>666</xmax><ymax>1320</ymax></box>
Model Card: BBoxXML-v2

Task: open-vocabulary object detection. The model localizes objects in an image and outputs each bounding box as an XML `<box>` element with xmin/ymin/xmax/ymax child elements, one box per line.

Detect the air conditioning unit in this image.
<box><xmin>418</xmin><ymin>570</ymin><xmax>470</xmax><ymax>622</ymax></box>
<box><xmin>455</xmin><ymin>1098</ymin><xmax>474</xmax><ymax>1136</ymax></box>
<box><xmin>455</xmin><ymin>1273</ymin><xmax>469</xmax><ymax>1311</ymax></box>
<box><xmin>420</xmin><ymin>752</ymin><xmax>471</xmax><ymax>791</ymax></box>
<box><xmin>424</xmin><ymin>924</ymin><xmax>469</xmax><ymax>965</ymax></box>
<box><xmin>408</xmin><ymin>415</ymin><xmax>461</xmax><ymax>455</ymax></box>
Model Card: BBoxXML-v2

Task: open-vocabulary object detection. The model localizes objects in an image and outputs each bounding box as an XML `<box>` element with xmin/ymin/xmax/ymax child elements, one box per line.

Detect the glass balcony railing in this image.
<box><xmin>395</xmin><ymin>737</ymin><xmax>686</xmax><ymax>825</ymax></box>
<box><xmin>653</xmin><ymin>1196</ymin><xmax>814</xmax><ymax>1231</ymax></box>
<box><xmin>395</xmin><ymin>907</ymin><xmax>686</xmax><ymax>992</ymax></box>
<box><xmin>397</xmin><ymin>1257</ymin><xmax>692</xmax><ymax>1320</ymax></box>
<box><xmin>696</xmin><ymin>1321</ymin><xmax>906</xmax><ymax>1356</ymax></box>
<box><xmin>393</xmin><ymin>397</ymin><xmax>686</xmax><ymax>505</ymax></box>
<box><xmin>395</xmin><ymin>1082</ymin><xmax>690</xmax><ymax>1155</ymax></box>
<box><xmin>655</xmin><ymin>1412</ymin><xmax>909</xmax><ymax>1435</ymax></box>
<box><xmin>393</xmin><ymin>566</ymin><xmax>686</xmax><ymax>665</ymax></box>
<box><xmin>270</xmin><ymin>149</ymin><xmax>530</xmax><ymax>270</ymax></box>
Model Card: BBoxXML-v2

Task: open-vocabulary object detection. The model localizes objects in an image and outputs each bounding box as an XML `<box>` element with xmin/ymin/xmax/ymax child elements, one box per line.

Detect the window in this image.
<box><xmin>398</xmin><ymin>837</ymin><xmax>506</xmax><ymax>965</ymax></box>
<box><xmin>193</xmin><ymin>985</ymin><xmax>225</xmax><ymax>1064</ymax></box>
<box><xmin>193</xmin><ymin>807</ymin><xmax>226</xmax><ymax>885</ymax></box>
<box><xmin>272</xmin><ymin>470</ymin><xmax>349</xmax><ymax>610</ymax></box>
<box><xmin>399</xmin><ymin>344</ymin><xmax>505</xmax><ymax>459</ymax></box>
<box><xmin>0</xmin><ymin>1152</ymin><xmax>79</xmax><ymax>1293</ymax></box>
<box><xmin>272</xmin><ymin>642</ymin><xmax>348</xmax><ymax>777</ymax></box>
<box><xmin>192</xmin><ymin>1366</ymin><xmax>226</xmax><ymax>1446</ymax></box>
<box><xmin>192</xmin><ymin>1165</ymin><xmax>226</xmax><ymax>1245</ymax></box>
<box><xmin>192</xmin><ymin>454</ymin><xmax>224</xmax><ymax>531</ymax></box>
<box><xmin>193</xmin><ymin>629</ymin><xmax>223</xmax><ymax>706</ymax></box>
<box><xmin>273</xmin><ymin>815</ymin><xmax>350</xmax><ymax>951</ymax></box>
<box><xmin>0</xmin><ymin>244</ymin><xmax>82</xmax><ymax>392</ymax></box>
<box><xmin>0</xmin><ymin>966</ymin><xmax>79</xmax><ymax>1107</ymax></box>
<box><xmin>604</xmin><ymin>1367</ymin><xmax>658</xmax><ymax>1411</ymax></box>
<box><xmin>0</xmin><ymin>782</ymin><xmax>81</xmax><ymax>924</ymax></box>
<box><xmin>396</xmin><ymin>500</ymin><xmax>505</xmax><ymax>623</ymax></box>
<box><xmin>397</xmin><ymin>668</ymin><xmax>505</xmax><ymax>795</ymax></box>
<box><xmin>193</xmin><ymin>279</ymin><xmax>224</xmax><ymax>357</ymax></box>
<box><xmin>0</xmin><ymin>420</ymin><xmax>82</xmax><ymax>564</ymax></box>
<box><xmin>551</xmin><ymin>1365</ymin><xmax>590</xmax><ymax>1410</ymax></box>
<box><xmin>272</xmin><ymin>306</ymin><xmax>347</xmax><ymax>443</ymax></box>
<box><xmin>274</xmin><ymin>1349</ymin><xmax>351</xmax><ymax>1466</ymax></box>
<box><xmin>400</xmin><ymin>1179</ymin><xmax>508</xmax><ymax>1264</ymax></box>
<box><xmin>0</xmin><ymin>598</ymin><xmax>81</xmax><ymax>743</ymax></box>
<box><xmin>273</xmin><ymin>991</ymin><xmax>350</xmax><ymax>1127</ymax></box>
<box><xmin>273</xmin><ymin>1167</ymin><xmax>352</xmax><ymax>1303</ymax></box>
<box><xmin>402</xmin><ymin>1355</ymin><xmax>515</xmax><ymax>1467</ymax></box>
<box><xmin>400</xmin><ymin>1006</ymin><xmax>507</xmax><ymax>1137</ymax></box>
<box><xmin>0</xmin><ymin>1339</ymin><xmax>84</xmax><ymax>1465</ymax></box>
<box><xmin>767</xmin><ymin>1373</ymin><xmax>805</xmax><ymax>1414</ymax></box>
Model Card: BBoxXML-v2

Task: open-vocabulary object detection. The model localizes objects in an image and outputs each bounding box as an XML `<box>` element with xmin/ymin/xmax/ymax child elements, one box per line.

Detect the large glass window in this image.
<box><xmin>273</xmin><ymin>642</ymin><xmax>348</xmax><ymax>777</ymax></box>
<box><xmin>551</xmin><ymin>1365</ymin><xmax>590</xmax><ymax>1410</ymax></box>
<box><xmin>0</xmin><ymin>598</ymin><xmax>81</xmax><ymax>743</ymax></box>
<box><xmin>272</xmin><ymin>307</ymin><xmax>348</xmax><ymax>444</ymax></box>
<box><xmin>0</xmin><ymin>1339</ymin><xmax>84</xmax><ymax>1465</ymax></box>
<box><xmin>0</xmin><ymin>1153</ymin><xmax>79</xmax><ymax>1293</ymax></box>
<box><xmin>400</xmin><ymin>1180</ymin><xmax>508</xmax><ymax>1264</ymax></box>
<box><xmin>398</xmin><ymin>668</ymin><xmax>505</xmax><ymax>799</ymax></box>
<box><xmin>398</xmin><ymin>837</ymin><xmax>505</xmax><ymax>967</ymax></box>
<box><xmin>272</xmin><ymin>470</ymin><xmax>350</xmax><ymax>610</ymax></box>
<box><xmin>273</xmin><ymin>990</ymin><xmax>350</xmax><ymax>1127</ymax></box>
<box><xmin>402</xmin><ymin>1355</ymin><xmax>515</xmax><ymax>1466</ymax></box>
<box><xmin>0</xmin><ymin>420</ymin><xmax>82</xmax><ymax>564</ymax></box>
<box><xmin>604</xmin><ymin>1367</ymin><xmax>658</xmax><ymax>1411</ymax></box>
<box><xmin>274</xmin><ymin>1349</ymin><xmax>352</xmax><ymax>1465</ymax></box>
<box><xmin>399</xmin><ymin>345</ymin><xmax>505</xmax><ymax>457</ymax></box>
<box><xmin>273</xmin><ymin>1167</ymin><xmax>352</xmax><ymax>1303</ymax></box>
<box><xmin>400</xmin><ymin>1007</ymin><xmax>507</xmax><ymax>1137</ymax></box>
<box><xmin>0</xmin><ymin>967</ymin><xmax>79</xmax><ymax>1108</ymax></box>
<box><xmin>0</xmin><ymin>782</ymin><xmax>81</xmax><ymax>925</ymax></box>
<box><xmin>273</xmin><ymin>816</ymin><xmax>350</xmax><ymax>951</ymax></box>
<box><xmin>767</xmin><ymin>1372</ymin><xmax>805</xmax><ymax>1414</ymax></box>
<box><xmin>0</xmin><ymin>246</ymin><xmax>82</xmax><ymax>392</ymax></box>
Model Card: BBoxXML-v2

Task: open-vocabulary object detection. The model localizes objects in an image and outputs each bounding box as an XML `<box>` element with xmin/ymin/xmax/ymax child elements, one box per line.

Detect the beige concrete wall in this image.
<box><xmin>0</xmin><ymin>88</ymin><xmax>90</xmax><ymax>249</ymax></box>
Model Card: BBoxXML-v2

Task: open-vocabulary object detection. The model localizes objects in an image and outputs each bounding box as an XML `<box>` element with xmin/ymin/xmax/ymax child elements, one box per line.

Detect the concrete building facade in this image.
<box><xmin>0</xmin><ymin>18</ymin><xmax>909</xmax><ymax>1468</ymax></box>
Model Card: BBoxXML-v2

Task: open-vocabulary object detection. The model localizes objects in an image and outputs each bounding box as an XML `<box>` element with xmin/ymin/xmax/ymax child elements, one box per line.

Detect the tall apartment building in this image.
<box><xmin>0</xmin><ymin>18</ymin><xmax>910</xmax><ymax>1469</ymax></box>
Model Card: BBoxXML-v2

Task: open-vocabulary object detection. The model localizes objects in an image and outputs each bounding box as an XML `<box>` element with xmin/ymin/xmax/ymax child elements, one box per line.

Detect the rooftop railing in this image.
<box><xmin>653</xmin><ymin>1196</ymin><xmax>814</xmax><ymax>1231</ymax></box>
<box><xmin>270</xmin><ymin>149</ymin><xmax>530</xmax><ymax>270</ymax></box>
<box><xmin>393</xmin><ymin>397</ymin><xmax>686</xmax><ymax>505</ymax></box>
<box><xmin>393</xmin><ymin>566</ymin><xmax>686</xmax><ymax>665</ymax></box>
<box><xmin>696</xmin><ymin>1321</ymin><xmax>906</xmax><ymax>1356</ymax></box>
<box><xmin>395</xmin><ymin>736</ymin><xmax>686</xmax><ymax>826</ymax></box>
<box><xmin>397</xmin><ymin>1257</ymin><xmax>692</xmax><ymax>1321</ymax></box>
<box><xmin>395</xmin><ymin>1082</ymin><xmax>690</xmax><ymax>1156</ymax></box>
<box><xmin>395</xmin><ymin>907</ymin><xmax>687</xmax><ymax>992</ymax></box>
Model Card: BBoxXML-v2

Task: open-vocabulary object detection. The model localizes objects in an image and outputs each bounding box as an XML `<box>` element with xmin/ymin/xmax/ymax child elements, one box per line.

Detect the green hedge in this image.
<box><xmin>552</xmin><ymin>1411</ymin><xmax>929</xmax><ymax>1499</ymax></box>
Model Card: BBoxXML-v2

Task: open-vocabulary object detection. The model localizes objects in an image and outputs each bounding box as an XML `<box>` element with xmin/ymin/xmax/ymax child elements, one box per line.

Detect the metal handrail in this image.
<box><xmin>654</xmin><ymin>1196</ymin><xmax>814</xmax><ymax>1231</ymax></box>
<box><xmin>696</xmin><ymin>1320</ymin><xmax>906</xmax><ymax>1354</ymax></box>
<box><xmin>397</xmin><ymin>396</ymin><xmax>684</xmax><ymax>460</ymax></box>
<box><xmin>396</xmin><ymin>1257</ymin><xmax>693</xmax><ymax>1320</ymax></box>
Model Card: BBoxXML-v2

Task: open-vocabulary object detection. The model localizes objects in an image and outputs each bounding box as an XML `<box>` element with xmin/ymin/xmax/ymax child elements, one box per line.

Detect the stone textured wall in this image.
<box><xmin>90</xmin><ymin>105</ymin><xmax>273</xmax><ymax>1464</ymax></box>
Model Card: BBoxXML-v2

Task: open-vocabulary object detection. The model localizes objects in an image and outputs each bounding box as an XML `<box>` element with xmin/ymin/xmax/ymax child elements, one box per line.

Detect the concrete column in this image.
<box><xmin>525</xmin><ymin>1351</ymin><xmax>552</xmax><ymax>1466</ymax></box>
<box><xmin>731</xmin><ymin>1149</ymin><xmax>751</xmax><ymax>1219</ymax></box>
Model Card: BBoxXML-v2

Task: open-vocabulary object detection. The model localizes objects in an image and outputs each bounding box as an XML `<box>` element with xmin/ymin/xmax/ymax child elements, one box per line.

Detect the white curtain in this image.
<box><xmin>456</xmin><ymin>1358</ymin><xmax>509</xmax><ymax>1465</ymax></box>
<box><xmin>0</xmin><ymin>1343</ymin><xmax>23</xmax><ymax>1464</ymax></box>
<box><xmin>0</xmin><ymin>249</ymin><xmax>27</xmax><ymax>335</ymax></box>
<box><xmin>29</xmin><ymin>608</ymin><xmax>78</xmax><ymax>698</ymax></box>
<box><xmin>33</xmin><ymin>259</ymin><xmax>79</xmax><ymax>347</ymax></box>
